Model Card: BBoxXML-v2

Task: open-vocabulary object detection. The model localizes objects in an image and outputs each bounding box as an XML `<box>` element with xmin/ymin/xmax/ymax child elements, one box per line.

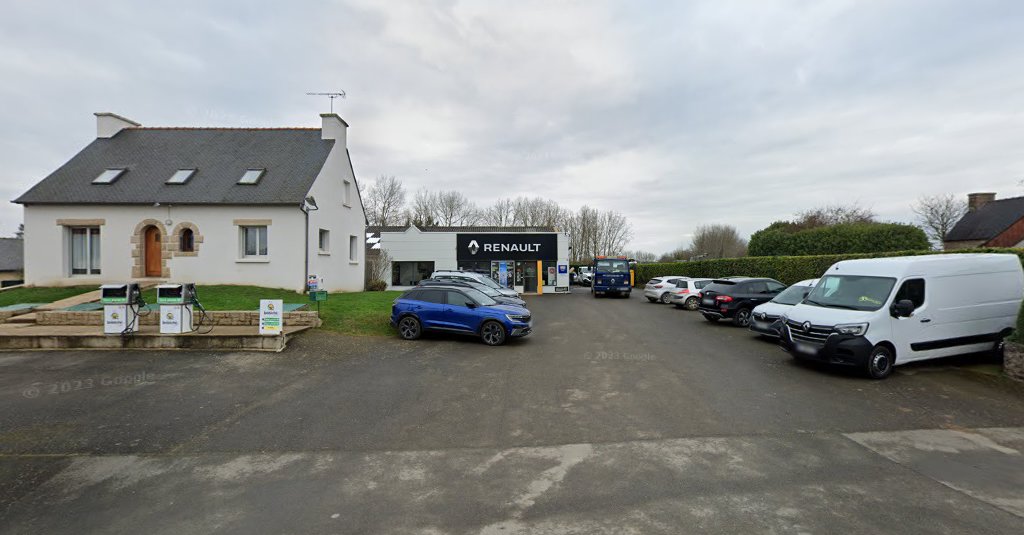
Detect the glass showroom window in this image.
<box><xmin>70</xmin><ymin>227</ymin><xmax>101</xmax><ymax>275</ymax></box>
<box><xmin>241</xmin><ymin>226</ymin><xmax>268</xmax><ymax>258</ymax></box>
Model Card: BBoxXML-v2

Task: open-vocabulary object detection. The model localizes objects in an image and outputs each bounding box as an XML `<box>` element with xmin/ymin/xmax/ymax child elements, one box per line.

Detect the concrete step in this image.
<box><xmin>0</xmin><ymin>324</ymin><xmax>311</xmax><ymax>352</ymax></box>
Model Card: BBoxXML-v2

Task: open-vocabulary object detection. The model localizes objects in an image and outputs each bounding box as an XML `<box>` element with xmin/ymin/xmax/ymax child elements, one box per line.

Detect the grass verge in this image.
<box><xmin>0</xmin><ymin>286</ymin><xmax>96</xmax><ymax>308</ymax></box>
<box><xmin>138</xmin><ymin>285</ymin><xmax>400</xmax><ymax>337</ymax></box>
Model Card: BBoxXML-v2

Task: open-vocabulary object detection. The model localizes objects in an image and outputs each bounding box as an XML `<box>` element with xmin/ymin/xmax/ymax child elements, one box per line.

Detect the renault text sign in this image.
<box><xmin>457</xmin><ymin>233</ymin><xmax>557</xmax><ymax>261</ymax></box>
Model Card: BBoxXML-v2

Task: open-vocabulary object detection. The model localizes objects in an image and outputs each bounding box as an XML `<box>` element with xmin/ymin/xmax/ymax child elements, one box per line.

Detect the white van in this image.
<box><xmin>780</xmin><ymin>254</ymin><xmax>1023</xmax><ymax>379</ymax></box>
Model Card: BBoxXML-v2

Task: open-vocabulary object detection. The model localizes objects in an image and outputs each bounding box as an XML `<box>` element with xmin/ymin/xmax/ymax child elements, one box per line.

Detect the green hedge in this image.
<box><xmin>748</xmin><ymin>223</ymin><xmax>930</xmax><ymax>257</ymax></box>
<box><xmin>634</xmin><ymin>247</ymin><xmax>1024</xmax><ymax>286</ymax></box>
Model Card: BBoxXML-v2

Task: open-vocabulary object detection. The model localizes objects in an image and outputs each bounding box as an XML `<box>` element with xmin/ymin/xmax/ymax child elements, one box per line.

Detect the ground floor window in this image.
<box><xmin>69</xmin><ymin>227</ymin><xmax>101</xmax><ymax>275</ymax></box>
<box><xmin>241</xmin><ymin>226</ymin><xmax>268</xmax><ymax>258</ymax></box>
<box><xmin>392</xmin><ymin>261</ymin><xmax>434</xmax><ymax>286</ymax></box>
<box><xmin>458</xmin><ymin>261</ymin><xmax>490</xmax><ymax>274</ymax></box>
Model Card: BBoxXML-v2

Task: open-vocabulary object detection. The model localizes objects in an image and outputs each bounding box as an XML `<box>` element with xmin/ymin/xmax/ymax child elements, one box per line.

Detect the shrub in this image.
<box><xmin>365</xmin><ymin>279</ymin><xmax>388</xmax><ymax>291</ymax></box>
<box><xmin>633</xmin><ymin>247</ymin><xmax>1024</xmax><ymax>286</ymax></box>
<box><xmin>748</xmin><ymin>222</ymin><xmax>930</xmax><ymax>257</ymax></box>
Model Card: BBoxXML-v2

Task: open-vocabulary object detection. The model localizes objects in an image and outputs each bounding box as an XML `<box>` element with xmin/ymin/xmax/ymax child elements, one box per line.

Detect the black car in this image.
<box><xmin>418</xmin><ymin>278</ymin><xmax>527</xmax><ymax>307</ymax></box>
<box><xmin>697</xmin><ymin>277</ymin><xmax>787</xmax><ymax>327</ymax></box>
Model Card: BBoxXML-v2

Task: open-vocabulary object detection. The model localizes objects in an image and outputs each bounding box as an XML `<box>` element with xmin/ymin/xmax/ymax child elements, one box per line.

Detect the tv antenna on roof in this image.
<box><xmin>306</xmin><ymin>91</ymin><xmax>347</xmax><ymax>113</ymax></box>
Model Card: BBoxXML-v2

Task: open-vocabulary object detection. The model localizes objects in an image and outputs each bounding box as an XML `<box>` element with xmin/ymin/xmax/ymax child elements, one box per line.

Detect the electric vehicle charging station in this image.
<box><xmin>157</xmin><ymin>283</ymin><xmax>196</xmax><ymax>334</ymax></box>
<box><xmin>100</xmin><ymin>283</ymin><xmax>141</xmax><ymax>335</ymax></box>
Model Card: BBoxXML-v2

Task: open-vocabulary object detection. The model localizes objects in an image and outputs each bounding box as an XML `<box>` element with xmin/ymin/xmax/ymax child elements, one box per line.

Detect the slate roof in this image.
<box><xmin>367</xmin><ymin>225</ymin><xmax>558</xmax><ymax>233</ymax></box>
<box><xmin>13</xmin><ymin>128</ymin><xmax>334</xmax><ymax>205</ymax></box>
<box><xmin>945</xmin><ymin>196</ymin><xmax>1024</xmax><ymax>242</ymax></box>
<box><xmin>0</xmin><ymin>238</ymin><xmax>23</xmax><ymax>272</ymax></box>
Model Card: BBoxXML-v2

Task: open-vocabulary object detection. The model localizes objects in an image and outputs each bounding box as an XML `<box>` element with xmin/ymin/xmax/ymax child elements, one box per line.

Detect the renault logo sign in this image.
<box><xmin>468</xmin><ymin>240</ymin><xmax>480</xmax><ymax>255</ymax></box>
<box><xmin>802</xmin><ymin>321</ymin><xmax>812</xmax><ymax>333</ymax></box>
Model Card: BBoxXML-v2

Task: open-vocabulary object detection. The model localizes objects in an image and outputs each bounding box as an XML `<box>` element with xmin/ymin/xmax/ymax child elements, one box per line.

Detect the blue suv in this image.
<box><xmin>391</xmin><ymin>285</ymin><xmax>532</xmax><ymax>345</ymax></box>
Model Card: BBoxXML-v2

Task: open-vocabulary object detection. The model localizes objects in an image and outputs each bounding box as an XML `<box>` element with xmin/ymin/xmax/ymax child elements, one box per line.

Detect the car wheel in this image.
<box><xmin>397</xmin><ymin>316</ymin><xmax>422</xmax><ymax>340</ymax></box>
<box><xmin>684</xmin><ymin>296</ymin><xmax>699</xmax><ymax>310</ymax></box>
<box><xmin>480</xmin><ymin>320</ymin><xmax>507</xmax><ymax>346</ymax></box>
<box><xmin>646</xmin><ymin>296</ymin><xmax>657</xmax><ymax>303</ymax></box>
<box><xmin>733</xmin><ymin>308</ymin><xmax>752</xmax><ymax>327</ymax></box>
<box><xmin>659</xmin><ymin>292</ymin><xmax>671</xmax><ymax>304</ymax></box>
<box><xmin>866</xmin><ymin>345</ymin><xmax>895</xmax><ymax>379</ymax></box>
<box><xmin>702</xmin><ymin>313</ymin><xmax>718</xmax><ymax>323</ymax></box>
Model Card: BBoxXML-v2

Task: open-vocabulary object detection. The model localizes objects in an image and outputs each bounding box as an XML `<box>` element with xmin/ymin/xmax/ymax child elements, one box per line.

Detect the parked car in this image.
<box><xmin>697</xmin><ymin>277</ymin><xmax>787</xmax><ymax>326</ymax></box>
<box><xmin>780</xmin><ymin>254</ymin><xmax>1024</xmax><ymax>379</ymax></box>
<box><xmin>430</xmin><ymin>270</ymin><xmax>519</xmax><ymax>298</ymax></box>
<box><xmin>669</xmin><ymin>278</ymin><xmax>714</xmax><ymax>310</ymax></box>
<box><xmin>749</xmin><ymin>278</ymin><xmax>819</xmax><ymax>337</ymax></box>
<box><xmin>391</xmin><ymin>285</ymin><xmax>532</xmax><ymax>346</ymax></box>
<box><xmin>418</xmin><ymin>278</ymin><xmax>527</xmax><ymax>307</ymax></box>
<box><xmin>576</xmin><ymin>267</ymin><xmax>593</xmax><ymax>286</ymax></box>
<box><xmin>643</xmin><ymin>276</ymin><xmax>687</xmax><ymax>303</ymax></box>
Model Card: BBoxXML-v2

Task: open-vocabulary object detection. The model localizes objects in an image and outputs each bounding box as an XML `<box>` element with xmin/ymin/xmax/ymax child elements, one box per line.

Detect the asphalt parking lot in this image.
<box><xmin>2</xmin><ymin>288</ymin><xmax>1024</xmax><ymax>534</ymax></box>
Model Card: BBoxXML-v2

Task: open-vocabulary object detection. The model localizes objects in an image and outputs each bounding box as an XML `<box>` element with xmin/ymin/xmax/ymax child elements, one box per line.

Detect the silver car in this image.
<box><xmin>643</xmin><ymin>276</ymin><xmax>688</xmax><ymax>304</ymax></box>
<box><xmin>669</xmin><ymin>278</ymin><xmax>714</xmax><ymax>310</ymax></box>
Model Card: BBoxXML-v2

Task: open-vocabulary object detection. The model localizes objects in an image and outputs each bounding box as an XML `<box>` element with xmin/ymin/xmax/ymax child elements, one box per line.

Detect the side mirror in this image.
<box><xmin>890</xmin><ymin>299</ymin><xmax>914</xmax><ymax>318</ymax></box>
<box><xmin>466</xmin><ymin>302</ymin><xmax>477</xmax><ymax>309</ymax></box>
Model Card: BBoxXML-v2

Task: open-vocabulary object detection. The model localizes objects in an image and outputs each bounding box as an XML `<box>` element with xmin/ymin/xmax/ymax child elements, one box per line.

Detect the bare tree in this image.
<box><xmin>365</xmin><ymin>249</ymin><xmax>392</xmax><ymax>288</ymax></box>
<box><xmin>433</xmin><ymin>190</ymin><xmax>480</xmax><ymax>226</ymax></box>
<box><xmin>912</xmin><ymin>193</ymin><xmax>968</xmax><ymax>247</ymax></box>
<box><xmin>480</xmin><ymin>198</ymin><xmax>515</xmax><ymax>226</ymax></box>
<box><xmin>15</xmin><ymin>223</ymin><xmax>24</xmax><ymax>239</ymax></box>
<box><xmin>626</xmin><ymin>250</ymin><xmax>657</xmax><ymax>262</ymax></box>
<box><xmin>795</xmin><ymin>203</ymin><xmax>876</xmax><ymax>229</ymax></box>
<box><xmin>404</xmin><ymin>189</ymin><xmax>438</xmax><ymax>227</ymax></box>
<box><xmin>690</xmin><ymin>224</ymin><xmax>747</xmax><ymax>259</ymax></box>
<box><xmin>655</xmin><ymin>247</ymin><xmax>692</xmax><ymax>263</ymax></box>
<box><xmin>364</xmin><ymin>175</ymin><xmax>406</xmax><ymax>226</ymax></box>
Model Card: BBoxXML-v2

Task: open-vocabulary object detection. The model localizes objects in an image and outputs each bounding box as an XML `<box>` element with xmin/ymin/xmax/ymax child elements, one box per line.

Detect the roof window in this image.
<box><xmin>92</xmin><ymin>168</ymin><xmax>126</xmax><ymax>184</ymax></box>
<box><xmin>167</xmin><ymin>169</ymin><xmax>196</xmax><ymax>185</ymax></box>
<box><xmin>238</xmin><ymin>168</ymin><xmax>265</xmax><ymax>185</ymax></box>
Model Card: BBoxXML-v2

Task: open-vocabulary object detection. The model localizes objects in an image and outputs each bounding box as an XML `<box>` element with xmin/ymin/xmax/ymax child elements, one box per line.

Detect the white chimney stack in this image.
<box><xmin>95</xmin><ymin>112</ymin><xmax>140</xmax><ymax>138</ymax></box>
<box><xmin>320</xmin><ymin>113</ymin><xmax>348</xmax><ymax>145</ymax></box>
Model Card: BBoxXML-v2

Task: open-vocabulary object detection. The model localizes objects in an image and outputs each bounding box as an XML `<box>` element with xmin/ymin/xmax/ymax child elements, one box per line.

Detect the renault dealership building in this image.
<box><xmin>367</xmin><ymin>225</ymin><xmax>570</xmax><ymax>294</ymax></box>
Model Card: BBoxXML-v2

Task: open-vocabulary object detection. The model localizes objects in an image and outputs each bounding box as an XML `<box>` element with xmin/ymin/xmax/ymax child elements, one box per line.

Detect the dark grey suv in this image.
<box><xmin>697</xmin><ymin>277</ymin><xmax>787</xmax><ymax>327</ymax></box>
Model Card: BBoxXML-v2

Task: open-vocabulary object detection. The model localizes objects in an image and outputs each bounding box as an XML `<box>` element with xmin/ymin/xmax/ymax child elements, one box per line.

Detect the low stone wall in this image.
<box><xmin>0</xmin><ymin>308</ymin><xmax>32</xmax><ymax>322</ymax></box>
<box><xmin>35</xmin><ymin>310</ymin><xmax>321</xmax><ymax>328</ymax></box>
<box><xmin>1006</xmin><ymin>342</ymin><xmax>1024</xmax><ymax>382</ymax></box>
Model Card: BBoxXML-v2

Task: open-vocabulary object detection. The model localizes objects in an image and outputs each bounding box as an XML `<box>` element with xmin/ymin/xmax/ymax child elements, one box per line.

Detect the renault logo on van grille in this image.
<box><xmin>467</xmin><ymin>240</ymin><xmax>480</xmax><ymax>255</ymax></box>
<box><xmin>802</xmin><ymin>321</ymin><xmax>812</xmax><ymax>333</ymax></box>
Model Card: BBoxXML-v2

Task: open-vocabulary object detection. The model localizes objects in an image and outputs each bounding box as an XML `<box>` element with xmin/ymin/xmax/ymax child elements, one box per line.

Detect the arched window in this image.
<box><xmin>179</xmin><ymin>228</ymin><xmax>195</xmax><ymax>252</ymax></box>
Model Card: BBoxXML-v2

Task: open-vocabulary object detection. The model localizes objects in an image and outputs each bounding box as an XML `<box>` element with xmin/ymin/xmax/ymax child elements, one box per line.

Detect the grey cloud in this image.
<box><xmin>2</xmin><ymin>0</ymin><xmax>1023</xmax><ymax>254</ymax></box>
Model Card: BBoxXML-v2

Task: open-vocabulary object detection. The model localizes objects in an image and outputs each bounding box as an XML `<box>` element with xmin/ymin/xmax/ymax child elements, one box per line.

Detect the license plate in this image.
<box><xmin>794</xmin><ymin>342</ymin><xmax>818</xmax><ymax>355</ymax></box>
<box><xmin>702</xmin><ymin>298</ymin><xmax>713</xmax><ymax>305</ymax></box>
<box><xmin>753</xmin><ymin>320</ymin><xmax>768</xmax><ymax>329</ymax></box>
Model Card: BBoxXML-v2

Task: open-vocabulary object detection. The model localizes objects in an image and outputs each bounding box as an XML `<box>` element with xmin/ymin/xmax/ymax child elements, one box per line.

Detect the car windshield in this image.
<box><xmin>468</xmin><ymin>282</ymin><xmax>501</xmax><ymax>297</ymax></box>
<box><xmin>772</xmin><ymin>285</ymin><xmax>812</xmax><ymax>306</ymax></box>
<box><xmin>595</xmin><ymin>260</ymin><xmax>629</xmax><ymax>273</ymax></box>
<box><xmin>702</xmin><ymin>282</ymin><xmax>736</xmax><ymax>294</ymax></box>
<box><xmin>472</xmin><ymin>276</ymin><xmax>502</xmax><ymax>290</ymax></box>
<box><xmin>462</xmin><ymin>287</ymin><xmax>498</xmax><ymax>306</ymax></box>
<box><xmin>803</xmin><ymin>275</ymin><xmax>896</xmax><ymax>311</ymax></box>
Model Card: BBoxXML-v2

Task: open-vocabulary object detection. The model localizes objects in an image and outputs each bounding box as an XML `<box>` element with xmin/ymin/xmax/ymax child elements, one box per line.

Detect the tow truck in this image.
<box><xmin>591</xmin><ymin>256</ymin><xmax>633</xmax><ymax>298</ymax></box>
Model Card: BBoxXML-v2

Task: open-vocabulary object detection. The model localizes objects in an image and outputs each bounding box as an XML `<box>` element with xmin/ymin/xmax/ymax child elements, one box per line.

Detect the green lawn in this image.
<box><xmin>139</xmin><ymin>285</ymin><xmax>401</xmax><ymax>337</ymax></box>
<box><xmin>0</xmin><ymin>286</ymin><xmax>96</xmax><ymax>308</ymax></box>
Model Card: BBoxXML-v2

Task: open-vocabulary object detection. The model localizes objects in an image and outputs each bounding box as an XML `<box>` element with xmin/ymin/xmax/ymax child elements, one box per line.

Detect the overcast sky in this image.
<box><xmin>2</xmin><ymin>0</ymin><xmax>1023</xmax><ymax>254</ymax></box>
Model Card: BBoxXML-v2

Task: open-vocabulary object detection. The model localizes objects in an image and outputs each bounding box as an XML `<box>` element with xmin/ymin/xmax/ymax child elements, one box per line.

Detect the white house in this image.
<box><xmin>13</xmin><ymin>112</ymin><xmax>366</xmax><ymax>292</ymax></box>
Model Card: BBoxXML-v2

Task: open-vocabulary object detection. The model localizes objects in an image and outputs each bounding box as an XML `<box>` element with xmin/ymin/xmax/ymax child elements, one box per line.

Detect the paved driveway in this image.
<box><xmin>2</xmin><ymin>289</ymin><xmax>1023</xmax><ymax>533</ymax></box>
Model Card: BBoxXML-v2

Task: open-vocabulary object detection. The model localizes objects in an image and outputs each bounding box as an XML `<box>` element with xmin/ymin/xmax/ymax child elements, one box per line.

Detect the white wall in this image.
<box><xmin>378</xmin><ymin>228</ymin><xmax>457</xmax><ymax>289</ymax></box>
<box><xmin>305</xmin><ymin>116</ymin><xmax>366</xmax><ymax>292</ymax></box>
<box><xmin>23</xmin><ymin>204</ymin><xmax>308</xmax><ymax>291</ymax></box>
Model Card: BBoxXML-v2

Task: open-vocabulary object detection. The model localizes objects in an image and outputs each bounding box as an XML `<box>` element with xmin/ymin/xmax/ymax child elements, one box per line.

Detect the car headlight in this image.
<box><xmin>835</xmin><ymin>322</ymin><xmax>869</xmax><ymax>336</ymax></box>
<box><xmin>506</xmin><ymin>314</ymin><xmax>530</xmax><ymax>322</ymax></box>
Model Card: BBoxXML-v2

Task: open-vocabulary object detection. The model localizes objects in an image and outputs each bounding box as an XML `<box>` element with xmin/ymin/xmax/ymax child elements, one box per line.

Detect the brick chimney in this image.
<box><xmin>320</xmin><ymin>113</ymin><xmax>348</xmax><ymax>146</ymax></box>
<box><xmin>967</xmin><ymin>192</ymin><xmax>996</xmax><ymax>212</ymax></box>
<box><xmin>94</xmin><ymin>112</ymin><xmax>140</xmax><ymax>138</ymax></box>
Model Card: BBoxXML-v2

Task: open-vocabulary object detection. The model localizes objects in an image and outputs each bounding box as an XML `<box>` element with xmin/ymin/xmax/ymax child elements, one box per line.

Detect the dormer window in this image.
<box><xmin>238</xmin><ymin>168</ymin><xmax>265</xmax><ymax>185</ymax></box>
<box><xmin>167</xmin><ymin>169</ymin><xmax>196</xmax><ymax>185</ymax></box>
<box><xmin>92</xmin><ymin>168</ymin><xmax>125</xmax><ymax>184</ymax></box>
